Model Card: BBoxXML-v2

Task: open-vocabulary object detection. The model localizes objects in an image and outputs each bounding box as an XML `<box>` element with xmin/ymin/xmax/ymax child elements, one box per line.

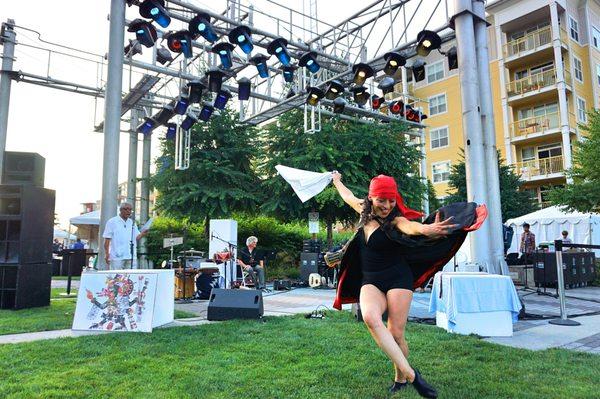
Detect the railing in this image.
<box><xmin>506</xmin><ymin>68</ymin><xmax>571</xmax><ymax>96</ymax></box>
<box><xmin>503</xmin><ymin>27</ymin><xmax>568</xmax><ymax>58</ymax></box>
<box><xmin>510</xmin><ymin>112</ymin><xmax>560</xmax><ymax>138</ymax></box>
<box><xmin>515</xmin><ymin>155</ymin><xmax>564</xmax><ymax>179</ymax></box>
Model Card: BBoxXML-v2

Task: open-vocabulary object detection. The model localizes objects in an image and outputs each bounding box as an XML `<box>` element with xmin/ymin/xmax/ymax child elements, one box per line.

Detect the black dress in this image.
<box><xmin>360</xmin><ymin>227</ymin><xmax>414</xmax><ymax>292</ymax></box>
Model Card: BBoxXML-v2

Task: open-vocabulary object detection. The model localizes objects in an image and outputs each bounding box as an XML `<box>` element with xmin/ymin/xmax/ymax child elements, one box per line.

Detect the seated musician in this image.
<box><xmin>196</xmin><ymin>268</ymin><xmax>219</xmax><ymax>300</ymax></box>
<box><xmin>237</xmin><ymin>236</ymin><xmax>265</xmax><ymax>289</ymax></box>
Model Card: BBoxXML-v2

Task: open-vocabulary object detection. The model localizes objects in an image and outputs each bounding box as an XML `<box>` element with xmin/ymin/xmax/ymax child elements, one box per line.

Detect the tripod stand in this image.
<box><xmin>211</xmin><ymin>233</ymin><xmax>237</xmax><ymax>289</ymax></box>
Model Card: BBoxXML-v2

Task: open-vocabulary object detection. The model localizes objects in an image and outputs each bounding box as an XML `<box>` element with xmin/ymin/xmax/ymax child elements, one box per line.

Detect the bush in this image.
<box><xmin>145</xmin><ymin>215</ymin><xmax>356</xmax><ymax>279</ymax></box>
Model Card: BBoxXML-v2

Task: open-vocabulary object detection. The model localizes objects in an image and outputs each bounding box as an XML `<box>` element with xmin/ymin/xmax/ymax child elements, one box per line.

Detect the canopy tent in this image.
<box><xmin>505</xmin><ymin>206</ymin><xmax>600</xmax><ymax>255</ymax></box>
<box><xmin>54</xmin><ymin>228</ymin><xmax>76</xmax><ymax>240</ymax></box>
<box><xmin>69</xmin><ymin>210</ymin><xmax>101</xmax><ymax>251</ymax></box>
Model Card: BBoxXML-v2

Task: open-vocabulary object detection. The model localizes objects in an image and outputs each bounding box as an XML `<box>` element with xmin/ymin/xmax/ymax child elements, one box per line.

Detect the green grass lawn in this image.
<box><xmin>0</xmin><ymin>298</ymin><xmax>197</xmax><ymax>336</ymax></box>
<box><xmin>0</xmin><ymin>312</ymin><xmax>597</xmax><ymax>399</ymax></box>
<box><xmin>51</xmin><ymin>276</ymin><xmax>80</xmax><ymax>281</ymax></box>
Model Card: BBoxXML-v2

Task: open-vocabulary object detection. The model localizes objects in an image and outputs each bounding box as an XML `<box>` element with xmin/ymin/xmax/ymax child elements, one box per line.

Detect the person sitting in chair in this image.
<box><xmin>237</xmin><ymin>236</ymin><xmax>265</xmax><ymax>289</ymax></box>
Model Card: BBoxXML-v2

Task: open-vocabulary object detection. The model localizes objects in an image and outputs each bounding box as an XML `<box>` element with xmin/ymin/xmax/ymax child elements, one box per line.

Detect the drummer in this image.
<box><xmin>237</xmin><ymin>236</ymin><xmax>265</xmax><ymax>289</ymax></box>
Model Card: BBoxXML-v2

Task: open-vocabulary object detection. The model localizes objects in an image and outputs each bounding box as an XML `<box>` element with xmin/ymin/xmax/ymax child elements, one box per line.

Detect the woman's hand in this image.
<box><xmin>332</xmin><ymin>171</ymin><xmax>342</xmax><ymax>183</ymax></box>
<box><xmin>421</xmin><ymin>212</ymin><xmax>458</xmax><ymax>239</ymax></box>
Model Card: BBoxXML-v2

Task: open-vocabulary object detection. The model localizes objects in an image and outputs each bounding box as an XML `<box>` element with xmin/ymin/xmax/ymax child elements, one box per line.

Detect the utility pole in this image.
<box><xmin>0</xmin><ymin>20</ymin><xmax>16</xmax><ymax>183</ymax></box>
<box><xmin>98</xmin><ymin>0</ymin><xmax>126</xmax><ymax>269</ymax></box>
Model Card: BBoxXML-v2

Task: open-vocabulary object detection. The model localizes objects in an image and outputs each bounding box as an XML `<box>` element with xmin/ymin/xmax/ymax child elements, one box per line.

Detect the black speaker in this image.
<box><xmin>300</xmin><ymin>252</ymin><xmax>319</xmax><ymax>282</ymax></box>
<box><xmin>207</xmin><ymin>288</ymin><xmax>264</xmax><ymax>320</ymax></box>
<box><xmin>2</xmin><ymin>152</ymin><xmax>45</xmax><ymax>187</ymax></box>
<box><xmin>0</xmin><ymin>263</ymin><xmax>52</xmax><ymax>309</ymax></box>
<box><xmin>273</xmin><ymin>279</ymin><xmax>291</xmax><ymax>290</ymax></box>
<box><xmin>0</xmin><ymin>185</ymin><xmax>55</xmax><ymax>265</ymax></box>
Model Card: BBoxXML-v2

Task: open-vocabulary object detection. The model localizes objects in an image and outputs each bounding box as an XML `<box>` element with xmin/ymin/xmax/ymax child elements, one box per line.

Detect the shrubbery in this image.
<box><xmin>145</xmin><ymin>215</ymin><xmax>355</xmax><ymax>280</ymax></box>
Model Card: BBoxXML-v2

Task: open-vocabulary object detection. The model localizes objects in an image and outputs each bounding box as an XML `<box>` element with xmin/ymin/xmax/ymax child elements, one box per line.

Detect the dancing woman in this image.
<box><xmin>330</xmin><ymin>172</ymin><xmax>487</xmax><ymax>398</ymax></box>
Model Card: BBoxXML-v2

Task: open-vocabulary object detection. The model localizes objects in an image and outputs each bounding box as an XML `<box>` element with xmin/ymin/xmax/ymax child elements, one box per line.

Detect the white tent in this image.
<box><xmin>54</xmin><ymin>228</ymin><xmax>77</xmax><ymax>240</ymax></box>
<box><xmin>69</xmin><ymin>210</ymin><xmax>100</xmax><ymax>226</ymax></box>
<box><xmin>69</xmin><ymin>210</ymin><xmax>101</xmax><ymax>251</ymax></box>
<box><xmin>505</xmin><ymin>206</ymin><xmax>600</xmax><ymax>255</ymax></box>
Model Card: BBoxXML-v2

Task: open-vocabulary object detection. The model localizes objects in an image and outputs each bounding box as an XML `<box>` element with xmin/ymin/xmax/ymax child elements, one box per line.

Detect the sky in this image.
<box><xmin>0</xmin><ymin>0</ymin><xmax>450</xmax><ymax>228</ymax></box>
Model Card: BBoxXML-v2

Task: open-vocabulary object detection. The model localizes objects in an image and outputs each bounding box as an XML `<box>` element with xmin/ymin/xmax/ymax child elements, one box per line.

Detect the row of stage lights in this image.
<box><xmin>127</xmin><ymin>0</ymin><xmax>458</xmax><ymax>136</ymax></box>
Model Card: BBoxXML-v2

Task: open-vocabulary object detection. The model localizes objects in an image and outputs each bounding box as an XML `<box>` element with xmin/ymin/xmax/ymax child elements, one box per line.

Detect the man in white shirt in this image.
<box><xmin>103</xmin><ymin>202</ymin><xmax>148</xmax><ymax>269</ymax></box>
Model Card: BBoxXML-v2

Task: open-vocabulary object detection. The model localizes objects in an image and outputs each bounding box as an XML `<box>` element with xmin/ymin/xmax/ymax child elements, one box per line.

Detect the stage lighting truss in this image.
<box><xmin>175</xmin><ymin>123</ymin><xmax>191</xmax><ymax>171</ymax></box>
<box><xmin>124</xmin><ymin>39</ymin><xmax>143</xmax><ymax>57</ymax></box>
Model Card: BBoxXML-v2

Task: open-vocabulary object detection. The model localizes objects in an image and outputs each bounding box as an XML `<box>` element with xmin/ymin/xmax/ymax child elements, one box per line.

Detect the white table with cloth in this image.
<box><xmin>429</xmin><ymin>272</ymin><xmax>522</xmax><ymax>337</ymax></box>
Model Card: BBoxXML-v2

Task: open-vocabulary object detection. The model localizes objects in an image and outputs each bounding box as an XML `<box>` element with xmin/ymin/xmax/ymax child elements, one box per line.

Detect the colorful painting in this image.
<box><xmin>73</xmin><ymin>273</ymin><xmax>157</xmax><ymax>332</ymax></box>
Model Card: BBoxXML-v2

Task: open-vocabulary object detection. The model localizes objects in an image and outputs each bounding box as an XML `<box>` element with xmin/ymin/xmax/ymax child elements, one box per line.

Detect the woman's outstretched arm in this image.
<box><xmin>394</xmin><ymin>211</ymin><xmax>457</xmax><ymax>238</ymax></box>
<box><xmin>332</xmin><ymin>172</ymin><xmax>363</xmax><ymax>214</ymax></box>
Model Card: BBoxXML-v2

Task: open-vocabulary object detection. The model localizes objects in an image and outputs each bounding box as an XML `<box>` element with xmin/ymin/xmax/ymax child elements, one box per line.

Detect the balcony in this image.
<box><xmin>503</xmin><ymin>27</ymin><xmax>568</xmax><ymax>69</ymax></box>
<box><xmin>515</xmin><ymin>155</ymin><xmax>565</xmax><ymax>181</ymax></box>
<box><xmin>506</xmin><ymin>69</ymin><xmax>571</xmax><ymax>104</ymax></box>
<box><xmin>510</xmin><ymin>112</ymin><xmax>559</xmax><ymax>140</ymax></box>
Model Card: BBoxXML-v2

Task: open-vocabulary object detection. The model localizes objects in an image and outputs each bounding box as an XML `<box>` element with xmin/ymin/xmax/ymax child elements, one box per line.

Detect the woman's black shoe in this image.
<box><xmin>389</xmin><ymin>381</ymin><xmax>408</xmax><ymax>393</ymax></box>
<box><xmin>411</xmin><ymin>369</ymin><xmax>438</xmax><ymax>398</ymax></box>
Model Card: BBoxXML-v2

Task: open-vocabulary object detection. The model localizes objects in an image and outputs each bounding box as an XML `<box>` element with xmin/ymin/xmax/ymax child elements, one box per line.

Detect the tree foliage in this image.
<box><xmin>258</xmin><ymin>110</ymin><xmax>425</xmax><ymax>245</ymax></box>
<box><xmin>549</xmin><ymin>110</ymin><xmax>600</xmax><ymax>212</ymax></box>
<box><xmin>444</xmin><ymin>150</ymin><xmax>538</xmax><ymax>221</ymax></box>
<box><xmin>150</xmin><ymin>109</ymin><xmax>261</xmax><ymax>232</ymax></box>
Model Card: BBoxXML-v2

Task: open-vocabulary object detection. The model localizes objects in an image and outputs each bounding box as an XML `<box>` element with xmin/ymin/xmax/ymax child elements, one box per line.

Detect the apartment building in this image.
<box><xmin>407</xmin><ymin>0</ymin><xmax>600</xmax><ymax>209</ymax></box>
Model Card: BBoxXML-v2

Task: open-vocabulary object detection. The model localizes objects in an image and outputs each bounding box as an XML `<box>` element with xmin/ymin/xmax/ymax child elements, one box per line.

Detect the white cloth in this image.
<box><xmin>102</xmin><ymin>215</ymin><xmax>140</xmax><ymax>261</ymax></box>
<box><xmin>275</xmin><ymin>165</ymin><xmax>333</xmax><ymax>202</ymax></box>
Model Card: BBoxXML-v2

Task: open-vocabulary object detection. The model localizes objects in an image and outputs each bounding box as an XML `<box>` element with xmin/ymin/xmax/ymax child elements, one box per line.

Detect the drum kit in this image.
<box><xmin>165</xmin><ymin>249</ymin><xmax>222</xmax><ymax>301</ymax></box>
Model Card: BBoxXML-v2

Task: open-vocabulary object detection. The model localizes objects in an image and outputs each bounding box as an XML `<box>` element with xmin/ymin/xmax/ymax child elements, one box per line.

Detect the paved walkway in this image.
<box><xmin>3</xmin><ymin>283</ymin><xmax>599</xmax><ymax>355</ymax></box>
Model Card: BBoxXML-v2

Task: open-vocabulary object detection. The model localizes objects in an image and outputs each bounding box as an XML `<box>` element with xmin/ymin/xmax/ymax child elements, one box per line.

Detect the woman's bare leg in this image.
<box><xmin>359</xmin><ymin>284</ymin><xmax>415</xmax><ymax>381</ymax></box>
<box><xmin>386</xmin><ymin>288</ymin><xmax>413</xmax><ymax>382</ymax></box>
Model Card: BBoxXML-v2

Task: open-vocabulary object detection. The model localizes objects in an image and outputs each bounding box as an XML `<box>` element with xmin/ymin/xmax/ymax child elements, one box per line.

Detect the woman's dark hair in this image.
<box><xmin>359</xmin><ymin>196</ymin><xmax>400</xmax><ymax>232</ymax></box>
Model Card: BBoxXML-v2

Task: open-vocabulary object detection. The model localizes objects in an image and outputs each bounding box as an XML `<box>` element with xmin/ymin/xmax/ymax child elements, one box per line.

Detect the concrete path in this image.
<box><xmin>3</xmin><ymin>283</ymin><xmax>599</xmax><ymax>355</ymax></box>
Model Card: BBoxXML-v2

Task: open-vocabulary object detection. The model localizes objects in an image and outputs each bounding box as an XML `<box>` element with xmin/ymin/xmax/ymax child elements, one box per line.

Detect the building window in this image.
<box><xmin>593</xmin><ymin>27</ymin><xmax>600</xmax><ymax>49</ymax></box>
<box><xmin>573</xmin><ymin>57</ymin><xmax>583</xmax><ymax>82</ymax></box>
<box><xmin>432</xmin><ymin>161</ymin><xmax>451</xmax><ymax>183</ymax></box>
<box><xmin>428</xmin><ymin>93</ymin><xmax>447</xmax><ymax>116</ymax></box>
<box><xmin>430</xmin><ymin>127</ymin><xmax>449</xmax><ymax>149</ymax></box>
<box><xmin>426</xmin><ymin>61</ymin><xmax>445</xmax><ymax>84</ymax></box>
<box><xmin>577</xmin><ymin>97</ymin><xmax>587</xmax><ymax>123</ymax></box>
<box><xmin>569</xmin><ymin>16</ymin><xmax>579</xmax><ymax>42</ymax></box>
<box><xmin>596</xmin><ymin>64</ymin><xmax>600</xmax><ymax>86</ymax></box>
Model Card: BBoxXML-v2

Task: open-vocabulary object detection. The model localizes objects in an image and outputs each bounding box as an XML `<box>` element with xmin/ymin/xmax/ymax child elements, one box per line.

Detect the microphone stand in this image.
<box><xmin>130</xmin><ymin>213</ymin><xmax>136</xmax><ymax>269</ymax></box>
<box><xmin>211</xmin><ymin>233</ymin><xmax>237</xmax><ymax>289</ymax></box>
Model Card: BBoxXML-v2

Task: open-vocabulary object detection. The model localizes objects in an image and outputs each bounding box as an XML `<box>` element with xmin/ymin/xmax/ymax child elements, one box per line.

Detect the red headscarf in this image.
<box><xmin>368</xmin><ymin>175</ymin><xmax>424</xmax><ymax>220</ymax></box>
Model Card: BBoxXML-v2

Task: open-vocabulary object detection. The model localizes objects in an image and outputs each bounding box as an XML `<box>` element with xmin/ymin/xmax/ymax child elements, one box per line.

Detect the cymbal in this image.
<box><xmin>179</xmin><ymin>249</ymin><xmax>205</xmax><ymax>255</ymax></box>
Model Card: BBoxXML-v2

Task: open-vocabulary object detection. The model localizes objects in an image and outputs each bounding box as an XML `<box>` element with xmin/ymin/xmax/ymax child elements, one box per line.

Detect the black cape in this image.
<box><xmin>333</xmin><ymin>202</ymin><xmax>488</xmax><ymax>310</ymax></box>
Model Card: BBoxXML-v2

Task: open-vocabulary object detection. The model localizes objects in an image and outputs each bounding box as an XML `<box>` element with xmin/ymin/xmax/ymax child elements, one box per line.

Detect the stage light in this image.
<box><xmin>324</xmin><ymin>80</ymin><xmax>344</xmax><ymax>100</ymax></box>
<box><xmin>250</xmin><ymin>53</ymin><xmax>270</xmax><ymax>78</ymax></box>
<box><xmin>267</xmin><ymin>37</ymin><xmax>292</xmax><ymax>66</ymax></box>
<box><xmin>187</xmin><ymin>80</ymin><xmax>205</xmax><ymax>103</ymax></box>
<box><xmin>406</xmin><ymin>106</ymin><xmax>427</xmax><ymax>123</ymax></box>
<box><xmin>378</xmin><ymin>77</ymin><xmax>396</xmax><ymax>95</ymax></box>
<box><xmin>228</xmin><ymin>25</ymin><xmax>254</xmax><ymax>54</ymax></box>
<box><xmin>156</xmin><ymin>46</ymin><xmax>173</xmax><ymax>64</ymax></box>
<box><xmin>165</xmin><ymin>123</ymin><xmax>177</xmax><ymax>139</ymax></box>
<box><xmin>137</xmin><ymin>117</ymin><xmax>157</xmax><ymax>135</ymax></box>
<box><xmin>214</xmin><ymin>89</ymin><xmax>232</xmax><ymax>110</ymax></box>
<box><xmin>333</xmin><ymin>97</ymin><xmax>347</xmax><ymax>114</ymax></box>
<box><xmin>166</xmin><ymin>30</ymin><xmax>193</xmax><ymax>58</ymax></box>
<box><xmin>212</xmin><ymin>42</ymin><xmax>235</xmax><ymax>70</ymax></box>
<box><xmin>127</xmin><ymin>19</ymin><xmax>157</xmax><ymax>48</ymax></box>
<box><xmin>447</xmin><ymin>46</ymin><xmax>458</xmax><ymax>70</ymax></box>
<box><xmin>237</xmin><ymin>77</ymin><xmax>251</xmax><ymax>101</ymax></box>
<box><xmin>299</xmin><ymin>52</ymin><xmax>320</xmax><ymax>74</ymax></box>
<box><xmin>189</xmin><ymin>12</ymin><xmax>218</xmax><ymax>43</ymax></box>
<box><xmin>416</xmin><ymin>30</ymin><xmax>442</xmax><ymax>56</ymax></box>
<box><xmin>351</xmin><ymin>86</ymin><xmax>369</xmax><ymax>106</ymax></box>
<box><xmin>124</xmin><ymin>39</ymin><xmax>143</xmax><ymax>57</ymax></box>
<box><xmin>138</xmin><ymin>0</ymin><xmax>171</xmax><ymax>28</ymax></box>
<box><xmin>205</xmin><ymin>67</ymin><xmax>225</xmax><ymax>92</ymax></box>
<box><xmin>389</xmin><ymin>100</ymin><xmax>404</xmax><ymax>115</ymax></box>
<box><xmin>153</xmin><ymin>103</ymin><xmax>175</xmax><ymax>125</ymax></box>
<box><xmin>383</xmin><ymin>51</ymin><xmax>406</xmax><ymax>76</ymax></box>
<box><xmin>351</xmin><ymin>63</ymin><xmax>374</xmax><ymax>86</ymax></box>
<box><xmin>371</xmin><ymin>94</ymin><xmax>382</xmax><ymax>110</ymax></box>
<box><xmin>199</xmin><ymin>103</ymin><xmax>215</xmax><ymax>121</ymax></box>
<box><xmin>180</xmin><ymin>113</ymin><xmax>198</xmax><ymax>131</ymax></box>
<box><xmin>306</xmin><ymin>87</ymin><xmax>324</xmax><ymax>106</ymax></box>
<box><xmin>411</xmin><ymin>59</ymin><xmax>426</xmax><ymax>82</ymax></box>
<box><xmin>174</xmin><ymin>95</ymin><xmax>190</xmax><ymax>115</ymax></box>
<box><xmin>282</xmin><ymin>65</ymin><xmax>297</xmax><ymax>83</ymax></box>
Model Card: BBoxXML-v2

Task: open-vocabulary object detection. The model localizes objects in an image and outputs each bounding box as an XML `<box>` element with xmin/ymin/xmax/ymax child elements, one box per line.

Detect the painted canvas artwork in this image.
<box><xmin>73</xmin><ymin>273</ymin><xmax>158</xmax><ymax>332</ymax></box>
